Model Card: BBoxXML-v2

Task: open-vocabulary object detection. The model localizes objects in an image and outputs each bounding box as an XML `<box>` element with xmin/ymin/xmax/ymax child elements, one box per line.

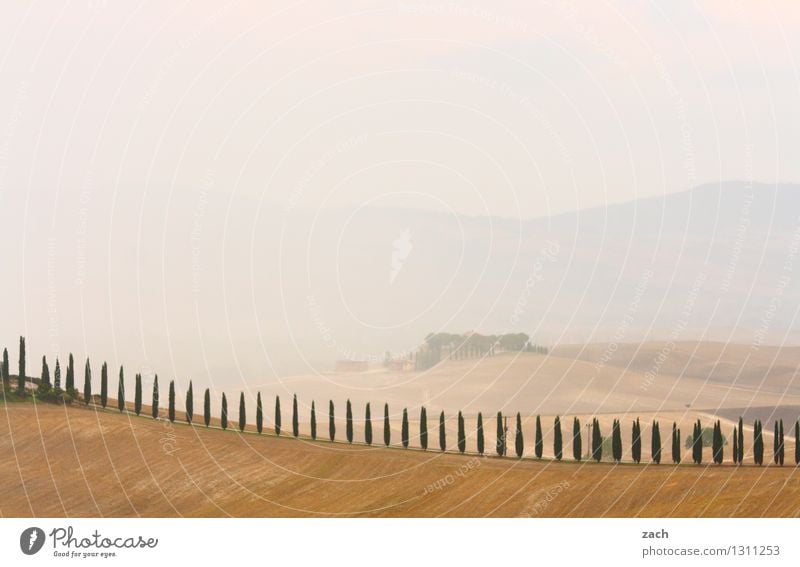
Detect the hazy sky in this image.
<box><xmin>1</xmin><ymin>1</ymin><xmax>799</xmax><ymax>385</ymax></box>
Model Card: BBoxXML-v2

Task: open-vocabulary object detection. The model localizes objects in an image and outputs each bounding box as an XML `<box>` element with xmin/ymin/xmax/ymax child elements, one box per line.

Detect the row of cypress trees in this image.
<box><xmin>5</xmin><ymin>337</ymin><xmax>800</xmax><ymax>466</ymax></box>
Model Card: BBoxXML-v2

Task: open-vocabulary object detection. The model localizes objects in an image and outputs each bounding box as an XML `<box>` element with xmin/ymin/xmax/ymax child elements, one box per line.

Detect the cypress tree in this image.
<box><xmin>329</xmin><ymin>400</ymin><xmax>336</xmax><ymax>442</ymax></box>
<box><xmin>651</xmin><ymin>421</ymin><xmax>661</xmax><ymax>464</ymax></box>
<box><xmin>134</xmin><ymin>373</ymin><xmax>142</xmax><ymax>416</ymax></box>
<box><xmin>795</xmin><ymin>420</ymin><xmax>800</xmax><ymax>465</ymax></box>
<box><xmin>83</xmin><ymin>358</ymin><xmax>91</xmax><ymax>405</ymax></box>
<box><xmin>732</xmin><ymin>426</ymin><xmax>738</xmax><ymax>465</ymax></box>
<box><xmin>346</xmin><ymin>399</ymin><xmax>353</xmax><ymax>443</ymax></box>
<box><xmin>239</xmin><ymin>392</ymin><xmax>246</xmax><ymax>432</ymax></box>
<box><xmin>168</xmin><ymin>380</ymin><xmax>175</xmax><ymax>422</ymax></box>
<box><xmin>632</xmin><ymin>418</ymin><xmax>642</xmax><ymax>463</ymax></box>
<box><xmin>384</xmin><ymin>403</ymin><xmax>391</xmax><ymax>447</ymax></box>
<box><xmin>754</xmin><ymin>420</ymin><xmax>763</xmax><ymax>465</ymax></box>
<box><xmin>438</xmin><ymin>411</ymin><xmax>446</xmax><ymax>452</ymax></box>
<box><xmin>54</xmin><ymin>358</ymin><xmax>61</xmax><ymax>390</ymax></box>
<box><xmin>458</xmin><ymin>410</ymin><xmax>466</xmax><ymax>454</ymax></box>
<box><xmin>712</xmin><ymin>420</ymin><xmax>723</xmax><ymax>464</ymax></box>
<box><xmin>365</xmin><ymin>403</ymin><xmax>373</xmax><ymax>445</ymax></box>
<box><xmin>592</xmin><ymin>418</ymin><xmax>603</xmax><ymax>462</ymax></box>
<box><xmin>476</xmin><ymin>412</ymin><xmax>484</xmax><ymax>455</ymax></box>
<box><xmin>515</xmin><ymin>412</ymin><xmax>524</xmax><ymax>458</ymax></box>
<box><xmin>672</xmin><ymin>422</ymin><xmax>680</xmax><ymax>464</ymax></box>
<box><xmin>40</xmin><ymin>356</ymin><xmax>51</xmax><ymax>388</ymax></box>
<box><xmin>101</xmin><ymin>362</ymin><xmax>108</xmax><ymax>408</ymax></box>
<box><xmin>496</xmin><ymin>411</ymin><xmax>505</xmax><ymax>456</ymax></box>
<box><xmin>535</xmin><ymin>415</ymin><xmax>543</xmax><ymax>459</ymax></box>
<box><xmin>256</xmin><ymin>392</ymin><xmax>263</xmax><ymax>433</ymax></box>
<box><xmin>117</xmin><ymin>366</ymin><xmax>125</xmax><ymax>412</ymax></box>
<box><xmin>221</xmin><ymin>393</ymin><xmax>228</xmax><ymax>430</ymax></box>
<box><xmin>554</xmin><ymin>416</ymin><xmax>563</xmax><ymax>461</ymax></box>
<box><xmin>737</xmin><ymin>416</ymin><xmax>744</xmax><ymax>464</ymax></box>
<box><xmin>573</xmin><ymin>417</ymin><xmax>582</xmax><ymax>461</ymax></box>
<box><xmin>612</xmin><ymin>419</ymin><xmax>622</xmax><ymax>462</ymax></box>
<box><xmin>275</xmin><ymin>396</ymin><xmax>282</xmax><ymax>436</ymax></box>
<box><xmin>17</xmin><ymin>336</ymin><xmax>26</xmax><ymax>394</ymax></box>
<box><xmin>1</xmin><ymin>347</ymin><xmax>8</xmax><ymax>390</ymax></box>
<box><xmin>286</xmin><ymin>394</ymin><xmax>296</xmax><ymax>438</ymax></box>
<box><xmin>185</xmin><ymin>381</ymin><xmax>193</xmax><ymax>424</ymax></box>
<box><xmin>66</xmin><ymin>353</ymin><xmax>74</xmax><ymax>393</ymax></box>
<box><xmin>151</xmin><ymin>374</ymin><xmax>159</xmax><ymax>418</ymax></box>
<box><xmin>402</xmin><ymin>408</ymin><xmax>409</xmax><ymax>448</ymax></box>
<box><xmin>420</xmin><ymin>407</ymin><xmax>428</xmax><ymax>450</ymax></box>
<box><xmin>778</xmin><ymin>420</ymin><xmax>785</xmax><ymax>466</ymax></box>
<box><xmin>311</xmin><ymin>401</ymin><xmax>317</xmax><ymax>440</ymax></box>
<box><xmin>204</xmin><ymin>388</ymin><xmax>211</xmax><ymax>427</ymax></box>
<box><xmin>692</xmin><ymin>420</ymin><xmax>702</xmax><ymax>464</ymax></box>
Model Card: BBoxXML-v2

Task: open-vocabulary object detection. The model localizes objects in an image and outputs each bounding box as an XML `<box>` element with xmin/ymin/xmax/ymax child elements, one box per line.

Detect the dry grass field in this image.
<box><xmin>2</xmin><ymin>402</ymin><xmax>799</xmax><ymax>518</ymax></box>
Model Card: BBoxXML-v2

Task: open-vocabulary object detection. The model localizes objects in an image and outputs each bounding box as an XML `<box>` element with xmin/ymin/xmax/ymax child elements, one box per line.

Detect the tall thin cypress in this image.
<box><xmin>40</xmin><ymin>356</ymin><xmax>51</xmax><ymax>388</ymax></box>
<box><xmin>1</xmin><ymin>347</ymin><xmax>9</xmax><ymax>390</ymax></box>
<box><xmin>632</xmin><ymin>418</ymin><xmax>642</xmax><ymax>463</ymax></box>
<box><xmin>420</xmin><ymin>407</ymin><xmax>428</xmax><ymax>450</ymax></box>
<box><xmin>101</xmin><ymin>362</ymin><xmax>108</xmax><ymax>408</ymax></box>
<box><xmin>554</xmin><ymin>416</ymin><xmax>563</xmax><ymax>461</ymax></box>
<box><xmin>754</xmin><ymin>420</ymin><xmax>763</xmax><ymax>465</ymax></box>
<box><xmin>778</xmin><ymin>420</ymin><xmax>785</xmax><ymax>466</ymax></box>
<box><xmin>365</xmin><ymin>403</ymin><xmax>373</xmax><ymax>445</ymax></box>
<box><xmin>346</xmin><ymin>399</ymin><xmax>353</xmax><ymax>443</ymax></box>
<box><xmin>256</xmin><ymin>392</ymin><xmax>263</xmax><ymax>433</ymax></box>
<box><xmin>185</xmin><ymin>381</ymin><xmax>193</xmax><ymax>424</ymax></box>
<box><xmin>612</xmin><ymin>419</ymin><xmax>622</xmax><ymax>462</ymax></box>
<box><xmin>732</xmin><ymin>426</ymin><xmax>738</xmax><ymax>465</ymax></box>
<box><xmin>592</xmin><ymin>418</ymin><xmax>603</xmax><ymax>462</ymax></box>
<box><xmin>329</xmin><ymin>400</ymin><xmax>336</xmax><ymax>442</ymax></box>
<box><xmin>168</xmin><ymin>380</ymin><xmax>175</xmax><ymax>422</ymax></box>
<box><xmin>438</xmin><ymin>411</ymin><xmax>446</xmax><ymax>452</ymax></box>
<box><xmin>672</xmin><ymin>422</ymin><xmax>680</xmax><ymax>464</ymax></box>
<box><xmin>535</xmin><ymin>415</ymin><xmax>543</xmax><ymax>459</ymax></box>
<box><xmin>292</xmin><ymin>394</ymin><xmax>299</xmax><ymax>438</ymax></box>
<box><xmin>117</xmin><ymin>366</ymin><xmax>125</xmax><ymax>412</ymax></box>
<box><xmin>151</xmin><ymin>375</ymin><xmax>159</xmax><ymax>418</ymax></box>
<box><xmin>515</xmin><ymin>412</ymin><xmax>524</xmax><ymax>458</ymax></box>
<box><xmin>204</xmin><ymin>388</ymin><xmax>211</xmax><ymax>427</ymax></box>
<box><xmin>795</xmin><ymin>420</ymin><xmax>800</xmax><ymax>465</ymax></box>
<box><xmin>221</xmin><ymin>393</ymin><xmax>228</xmax><ymax>430</ymax></box>
<box><xmin>692</xmin><ymin>420</ymin><xmax>702</xmax><ymax>464</ymax></box>
<box><xmin>384</xmin><ymin>403</ymin><xmax>391</xmax><ymax>447</ymax></box>
<box><xmin>54</xmin><ymin>358</ymin><xmax>61</xmax><ymax>390</ymax></box>
<box><xmin>458</xmin><ymin>410</ymin><xmax>466</xmax><ymax>454</ymax></box>
<box><xmin>573</xmin><ymin>417</ymin><xmax>582</xmax><ymax>461</ymax></box>
<box><xmin>402</xmin><ymin>408</ymin><xmax>409</xmax><ymax>448</ymax></box>
<box><xmin>496</xmin><ymin>411</ymin><xmax>505</xmax><ymax>456</ymax></box>
<box><xmin>83</xmin><ymin>358</ymin><xmax>91</xmax><ymax>404</ymax></box>
<box><xmin>17</xmin><ymin>336</ymin><xmax>26</xmax><ymax>394</ymax></box>
<box><xmin>651</xmin><ymin>421</ymin><xmax>661</xmax><ymax>464</ymax></box>
<box><xmin>134</xmin><ymin>373</ymin><xmax>142</xmax><ymax>416</ymax></box>
<box><xmin>239</xmin><ymin>393</ymin><xmax>246</xmax><ymax>432</ymax></box>
<box><xmin>275</xmin><ymin>396</ymin><xmax>282</xmax><ymax>436</ymax></box>
<box><xmin>311</xmin><ymin>401</ymin><xmax>317</xmax><ymax>440</ymax></box>
<box><xmin>476</xmin><ymin>412</ymin><xmax>485</xmax><ymax>455</ymax></box>
<box><xmin>712</xmin><ymin>420</ymin><xmax>723</xmax><ymax>464</ymax></box>
<box><xmin>737</xmin><ymin>416</ymin><xmax>744</xmax><ymax>464</ymax></box>
<box><xmin>66</xmin><ymin>353</ymin><xmax>74</xmax><ymax>393</ymax></box>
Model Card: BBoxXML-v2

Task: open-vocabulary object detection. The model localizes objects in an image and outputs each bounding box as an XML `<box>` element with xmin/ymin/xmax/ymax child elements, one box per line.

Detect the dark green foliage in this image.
<box><xmin>18</xmin><ymin>336</ymin><xmax>26</xmax><ymax>394</ymax></box>
<box><xmin>737</xmin><ymin>417</ymin><xmax>744</xmax><ymax>464</ymax></box>
<box><xmin>651</xmin><ymin>421</ymin><xmax>661</xmax><ymax>464</ymax></box>
<box><xmin>795</xmin><ymin>421</ymin><xmax>800</xmax><ymax>465</ymax></box>
<box><xmin>712</xmin><ymin>420</ymin><xmax>723</xmax><ymax>464</ymax></box>
<box><xmin>101</xmin><ymin>362</ymin><xmax>108</xmax><ymax>409</ymax></box>
<box><xmin>346</xmin><ymin>399</ymin><xmax>353</xmax><ymax>443</ymax></box>
<box><xmin>591</xmin><ymin>418</ymin><xmax>602</xmax><ymax>462</ymax></box>
<box><xmin>476</xmin><ymin>412</ymin><xmax>484</xmax><ymax>455</ymax></box>
<box><xmin>117</xmin><ymin>366</ymin><xmax>125</xmax><ymax>412</ymax></box>
<box><xmin>612</xmin><ymin>419</ymin><xmax>622</xmax><ymax>462</ymax></box>
<box><xmin>692</xmin><ymin>420</ymin><xmax>702</xmax><ymax>464</ymax></box>
<box><xmin>420</xmin><ymin>407</ymin><xmax>428</xmax><ymax>450</ymax></box>
<box><xmin>365</xmin><ymin>403</ymin><xmax>373</xmax><ymax>445</ymax></box>
<box><xmin>275</xmin><ymin>396</ymin><xmax>282</xmax><ymax>436</ymax></box>
<box><xmin>774</xmin><ymin>420</ymin><xmax>785</xmax><ymax>466</ymax></box>
<box><xmin>329</xmin><ymin>400</ymin><xmax>336</xmax><ymax>442</ymax></box>
<box><xmin>66</xmin><ymin>353</ymin><xmax>74</xmax><ymax>393</ymax></box>
<box><xmin>204</xmin><ymin>388</ymin><xmax>211</xmax><ymax>427</ymax></box>
<box><xmin>573</xmin><ymin>417</ymin><xmax>582</xmax><ymax>461</ymax></box>
<box><xmin>151</xmin><ymin>375</ymin><xmax>158</xmax><ymax>418</ymax></box>
<box><xmin>168</xmin><ymin>380</ymin><xmax>175</xmax><ymax>422</ymax></box>
<box><xmin>221</xmin><ymin>393</ymin><xmax>228</xmax><ymax>430</ymax></box>
<box><xmin>134</xmin><ymin>373</ymin><xmax>142</xmax><ymax>416</ymax></box>
<box><xmin>41</xmin><ymin>356</ymin><xmax>51</xmax><ymax>387</ymax></box>
<box><xmin>185</xmin><ymin>381</ymin><xmax>193</xmax><ymax>424</ymax></box>
<box><xmin>239</xmin><ymin>393</ymin><xmax>246</xmax><ymax>432</ymax></box>
<box><xmin>83</xmin><ymin>359</ymin><xmax>91</xmax><ymax>405</ymax></box>
<box><xmin>458</xmin><ymin>411</ymin><xmax>466</xmax><ymax>454</ymax></box>
<box><xmin>1</xmin><ymin>347</ymin><xmax>9</xmax><ymax>390</ymax></box>
<box><xmin>732</xmin><ymin>426</ymin><xmax>738</xmax><ymax>465</ymax></box>
<box><xmin>54</xmin><ymin>358</ymin><xmax>61</xmax><ymax>390</ymax></box>
<box><xmin>496</xmin><ymin>411</ymin><xmax>505</xmax><ymax>456</ymax></box>
<box><xmin>311</xmin><ymin>401</ymin><xmax>317</xmax><ymax>440</ymax></box>
<box><xmin>292</xmin><ymin>394</ymin><xmax>299</xmax><ymax>438</ymax></box>
<box><xmin>256</xmin><ymin>392</ymin><xmax>263</xmax><ymax>433</ymax></box>
<box><xmin>671</xmin><ymin>422</ymin><xmax>680</xmax><ymax>464</ymax></box>
<box><xmin>402</xmin><ymin>408</ymin><xmax>409</xmax><ymax>448</ymax></box>
<box><xmin>438</xmin><ymin>411</ymin><xmax>446</xmax><ymax>452</ymax></box>
<box><xmin>631</xmin><ymin>418</ymin><xmax>641</xmax><ymax>464</ymax></box>
<box><xmin>515</xmin><ymin>413</ymin><xmax>523</xmax><ymax>458</ymax></box>
<box><xmin>753</xmin><ymin>420</ymin><xmax>763</xmax><ymax>465</ymax></box>
<box><xmin>384</xmin><ymin>403</ymin><xmax>391</xmax><ymax>447</ymax></box>
<box><xmin>535</xmin><ymin>415</ymin><xmax>543</xmax><ymax>459</ymax></box>
<box><xmin>554</xmin><ymin>416</ymin><xmax>563</xmax><ymax>460</ymax></box>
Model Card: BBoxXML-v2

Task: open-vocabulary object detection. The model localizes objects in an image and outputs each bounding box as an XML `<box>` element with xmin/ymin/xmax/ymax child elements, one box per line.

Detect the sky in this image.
<box><xmin>1</xmin><ymin>1</ymin><xmax>799</xmax><ymax>385</ymax></box>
